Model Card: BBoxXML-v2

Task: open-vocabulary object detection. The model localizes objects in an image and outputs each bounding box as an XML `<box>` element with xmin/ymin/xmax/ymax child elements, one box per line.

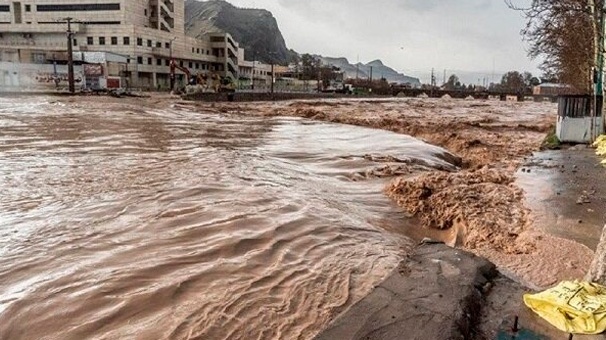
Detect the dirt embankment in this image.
<box><xmin>186</xmin><ymin>97</ymin><xmax>588</xmax><ymax>286</ymax></box>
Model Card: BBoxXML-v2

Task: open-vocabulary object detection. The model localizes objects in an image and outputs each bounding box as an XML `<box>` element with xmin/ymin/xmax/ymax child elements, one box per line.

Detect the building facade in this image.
<box><xmin>0</xmin><ymin>0</ymin><xmax>239</xmax><ymax>89</ymax></box>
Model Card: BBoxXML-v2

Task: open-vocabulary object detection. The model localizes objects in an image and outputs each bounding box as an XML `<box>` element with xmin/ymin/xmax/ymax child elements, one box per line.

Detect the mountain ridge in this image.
<box><xmin>319</xmin><ymin>56</ymin><xmax>421</xmax><ymax>86</ymax></box>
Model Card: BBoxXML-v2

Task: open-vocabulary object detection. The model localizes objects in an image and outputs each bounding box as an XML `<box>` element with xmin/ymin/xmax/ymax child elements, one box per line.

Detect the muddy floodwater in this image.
<box><xmin>0</xmin><ymin>97</ymin><xmax>456</xmax><ymax>340</ymax></box>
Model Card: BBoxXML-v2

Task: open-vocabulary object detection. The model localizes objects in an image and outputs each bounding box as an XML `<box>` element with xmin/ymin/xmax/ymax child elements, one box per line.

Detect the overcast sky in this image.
<box><xmin>223</xmin><ymin>0</ymin><xmax>538</xmax><ymax>84</ymax></box>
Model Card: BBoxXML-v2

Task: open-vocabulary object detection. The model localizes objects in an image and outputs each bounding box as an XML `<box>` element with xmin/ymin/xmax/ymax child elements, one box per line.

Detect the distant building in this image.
<box><xmin>0</xmin><ymin>0</ymin><xmax>239</xmax><ymax>89</ymax></box>
<box><xmin>533</xmin><ymin>83</ymin><xmax>573</xmax><ymax>96</ymax></box>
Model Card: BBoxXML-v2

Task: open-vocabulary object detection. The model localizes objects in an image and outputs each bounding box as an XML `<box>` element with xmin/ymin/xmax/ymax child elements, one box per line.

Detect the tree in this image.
<box><xmin>444</xmin><ymin>74</ymin><xmax>459</xmax><ymax>90</ymax></box>
<box><xmin>501</xmin><ymin>71</ymin><xmax>526</xmax><ymax>93</ymax></box>
<box><xmin>300</xmin><ymin>53</ymin><xmax>321</xmax><ymax>80</ymax></box>
<box><xmin>506</xmin><ymin>0</ymin><xmax>598</xmax><ymax>93</ymax></box>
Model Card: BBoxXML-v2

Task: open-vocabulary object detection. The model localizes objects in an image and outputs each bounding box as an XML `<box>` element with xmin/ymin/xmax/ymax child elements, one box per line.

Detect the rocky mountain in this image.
<box><xmin>184</xmin><ymin>0</ymin><xmax>291</xmax><ymax>65</ymax></box>
<box><xmin>319</xmin><ymin>57</ymin><xmax>421</xmax><ymax>87</ymax></box>
<box><xmin>184</xmin><ymin>1</ymin><xmax>420</xmax><ymax>85</ymax></box>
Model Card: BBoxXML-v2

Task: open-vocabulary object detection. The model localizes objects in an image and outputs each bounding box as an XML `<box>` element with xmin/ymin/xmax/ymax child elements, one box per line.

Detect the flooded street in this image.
<box><xmin>0</xmin><ymin>97</ymin><xmax>456</xmax><ymax>340</ymax></box>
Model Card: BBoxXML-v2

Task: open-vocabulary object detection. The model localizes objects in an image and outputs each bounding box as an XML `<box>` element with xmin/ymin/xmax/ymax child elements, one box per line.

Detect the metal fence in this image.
<box><xmin>557</xmin><ymin>95</ymin><xmax>603</xmax><ymax>118</ymax></box>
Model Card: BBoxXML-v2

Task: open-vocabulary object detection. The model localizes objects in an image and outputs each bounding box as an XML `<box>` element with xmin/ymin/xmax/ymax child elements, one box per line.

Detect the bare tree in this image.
<box><xmin>506</xmin><ymin>0</ymin><xmax>600</xmax><ymax>93</ymax></box>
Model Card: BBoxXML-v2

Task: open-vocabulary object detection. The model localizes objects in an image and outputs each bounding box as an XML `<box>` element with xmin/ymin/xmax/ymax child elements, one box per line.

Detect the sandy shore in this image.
<box><xmin>57</xmin><ymin>95</ymin><xmax>595</xmax><ymax>288</ymax></box>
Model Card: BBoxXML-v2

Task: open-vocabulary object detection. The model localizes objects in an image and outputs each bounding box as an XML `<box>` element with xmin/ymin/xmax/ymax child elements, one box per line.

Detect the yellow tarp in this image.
<box><xmin>594</xmin><ymin>135</ymin><xmax>606</xmax><ymax>162</ymax></box>
<box><xmin>524</xmin><ymin>281</ymin><xmax>606</xmax><ymax>334</ymax></box>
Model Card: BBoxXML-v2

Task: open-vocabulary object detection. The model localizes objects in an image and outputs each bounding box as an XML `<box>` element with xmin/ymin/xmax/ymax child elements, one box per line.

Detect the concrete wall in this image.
<box><xmin>0</xmin><ymin>60</ymin><xmax>84</xmax><ymax>90</ymax></box>
<box><xmin>183</xmin><ymin>92</ymin><xmax>349</xmax><ymax>102</ymax></box>
<box><xmin>557</xmin><ymin>116</ymin><xmax>605</xmax><ymax>143</ymax></box>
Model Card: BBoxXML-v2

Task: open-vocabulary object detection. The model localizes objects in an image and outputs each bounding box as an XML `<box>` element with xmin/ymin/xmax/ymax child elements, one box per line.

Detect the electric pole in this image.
<box><xmin>271</xmin><ymin>63</ymin><xmax>274</xmax><ymax>95</ymax></box>
<box><xmin>169</xmin><ymin>36</ymin><xmax>176</xmax><ymax>91</ymax></box>
<box><xmin>430</xmin><ymin>68</ymin><xmax>436</xmax><ymax>97</ymax></box>
<box><xmin>62</xmin><ymin>17</ymin><xmax>75</xmax><ymax>93</ymax></box>
<box><xmin>369</xmin><ymin>66</ymin><xmax>373</xmax><ymax>83</ymax></box>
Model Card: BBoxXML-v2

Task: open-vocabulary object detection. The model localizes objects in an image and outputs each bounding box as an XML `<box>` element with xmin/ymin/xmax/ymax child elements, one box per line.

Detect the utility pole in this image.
<box><xmin>62</xmin><ymin>17</ymin><xmax>75</xmax><ymax>93</ymax></box>
<box><xmin>271</xmin><ymin>63</ymin><xmax>274</xmax><ymax>95</ymax></box>
<box><xmin>430</xmin><ymin>68</ymin><xmax>436</xmax><ymax>97</ymax></box>
<box><xmin>169</xmin><ymin>36</ymin><xmax>176</xmax><ymax>91</ymax></box>
<box><xmin>369</xmin><ymin>66</ymin><xmax>373</xmax><ymax>83</ymax></box>
<box><xmin>596</xmin><ymin>0</ymin><xmax>606</xmax><ymax>139</ymax></box>
<box><xmin>443</xmin><ymin>69</ymin><xmax>446</xmax><ymax>85</ymax></box>
<box><xmin>252</xmin><ymin>53</ymin><xmax>256</xmax><ymax>91</ymax></box>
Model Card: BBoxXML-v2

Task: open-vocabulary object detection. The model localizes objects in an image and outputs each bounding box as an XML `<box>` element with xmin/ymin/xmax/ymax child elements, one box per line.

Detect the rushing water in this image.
<box><xmin>0</xmin><ymin>97</ymin><xmax>456</xmax><ymax>340</ymax></box>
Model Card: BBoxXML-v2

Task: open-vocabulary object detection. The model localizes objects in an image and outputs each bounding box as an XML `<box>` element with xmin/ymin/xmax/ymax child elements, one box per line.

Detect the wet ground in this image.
<box><xmin>517</xmin><ymin>148</ymin><xmax>606</xmax><ymax>250</ymax></box>
<box><xmin>0</xmin><ymin>96</ymin><xmax>458</xmax><ymax>340</ymax></box>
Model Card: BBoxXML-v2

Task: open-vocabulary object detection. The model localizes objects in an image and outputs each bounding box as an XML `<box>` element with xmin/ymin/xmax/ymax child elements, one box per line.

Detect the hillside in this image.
<box><xmin>184</xmin><ymin>0</ymin><xmax>290</xmax><ymax>65</ymax></box>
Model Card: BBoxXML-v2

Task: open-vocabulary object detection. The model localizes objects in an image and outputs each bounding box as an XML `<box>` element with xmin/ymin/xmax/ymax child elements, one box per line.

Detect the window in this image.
<box><xmin>144</xmin><ymin>9</ymin><xmax>147</xmax><ymax>16</ymax></box>
<box><xmin>111</xmin><ymin>37</ymin><xmax>118</xmax><ymax>45</ymax></box>
<box><xmin>123</xmin><ymin>37</ymin><xmax>130</xmax><ymax>45</ymax></box>
<box><xmin>157</xmin><ymin>59</ymin><xmax>162</xmax><ymax>66</ymax></box>
<box><xmin>147</xmin><ymin>39</ymin><xmax>151</xmax><ymax>47</ymax></box>
<box><xmin>165</xmin><ymin>59</ymin><xmax>169</xmax><ymax>66</ymax></box>
<box><xmin>137</xmin><ymin>56</ymin><xmax>143</xmax><ymax>64</ymax></box>
<box><xmin>87</xmin><ymin>36</ymin><xmax>93</xmax><ymax>45</ymax></box>
<box><xmin>137</xmin><ymin>37</ymin><xmax>142</xmax><ymax>46</ymax></box>
<box><xmin>206</xmin><ymin>50</ymin><xmax>210</xmax><ymax>55</ymax></box>
<box><xmin>99</xmin><ymin>37</ymin><xmax>105</xmax><ymax>45</ymax></box>
<box><xmin>179</xmin><ymin>61</ymin><xmax>183</xmax><ymax>67</ymax></box>
<box><xmin>195</xmin><ymin>63</ymin><xmax>199</xmax><ymax>69</ymax></box>
<box><xmin>25</xmin><ymin>4</ymin><xmax>30</xmax><ymax>12</ymax></box>
<box><xmin>0</xmin><ymin>5</ymin><xmax>8</xmax><ymax>12</ymax></box>
<box><xmin>191</xmin><ymin>47</ymin><xmax>194</xmax><ymax>53</ymax></box>
<box><xmin>73</xmin><ymin>39</ymin><xmax>78</xmax><ymax>46</ymax></box>
<box><xmin>188</xmin><ymin>62</ymin><xmax>193</xmax><ymax>68</ymax></box>
<box><xmin>196</xmin><ymin>48</ymin><xmax>200</xmax><ymax>54</ymax></box>
<box><xmin>165</xmin><ymin>42</ymin><xmax>169</xmax><ymax>49</ymax></box>
<box><xmin>156</xmin><ymin>42</ymin><xmax>161</xmax><ymax>48</ymax></box>
<box><xmin>36</xmin><ymin>3</ymin><xmax>120</xmax><ymax>11</ymax></box>
<box><xmin>147</xmin><ymin>57</ymin><xmax>152</xmax><ymax>65</ymax></box>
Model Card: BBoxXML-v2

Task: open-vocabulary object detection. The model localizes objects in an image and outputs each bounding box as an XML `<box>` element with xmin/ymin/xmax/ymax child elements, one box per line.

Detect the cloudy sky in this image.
<box><xmin>222</xmin><ymin>0</ymin><xmax>538</xmax><ymax>85</ymax></box>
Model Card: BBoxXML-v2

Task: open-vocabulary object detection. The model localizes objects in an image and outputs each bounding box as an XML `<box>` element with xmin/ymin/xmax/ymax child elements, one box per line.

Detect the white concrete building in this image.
<box><xmin>0</xmin><ymin>0</ymin><xmax>239</xmax><ymax>89</ymax></box>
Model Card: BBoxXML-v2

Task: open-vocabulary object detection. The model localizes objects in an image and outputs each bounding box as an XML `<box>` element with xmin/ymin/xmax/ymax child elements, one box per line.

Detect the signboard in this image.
<box><xmin>84</xmin><ymin>64</ymin><xmax>103</xmax><ymax>76</ymax></box>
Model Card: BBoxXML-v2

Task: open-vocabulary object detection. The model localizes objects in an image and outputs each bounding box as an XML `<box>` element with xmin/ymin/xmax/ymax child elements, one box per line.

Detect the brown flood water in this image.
<box><xmin>0</xmin><ymin>97</ymin><xmax>456</xmax><ymax>340</ymax></box>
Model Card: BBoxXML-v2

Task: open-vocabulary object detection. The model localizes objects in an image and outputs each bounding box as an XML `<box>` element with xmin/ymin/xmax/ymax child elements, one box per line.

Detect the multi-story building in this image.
<box><xmin>0</xmin><ymin>0</ymin><xmax>239</xmax><ymax>89</ymax></box>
